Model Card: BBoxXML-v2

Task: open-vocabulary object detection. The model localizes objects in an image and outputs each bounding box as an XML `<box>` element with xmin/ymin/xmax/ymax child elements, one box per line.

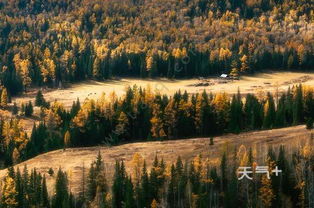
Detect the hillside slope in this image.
<box><xmin>0</xmin><ymin>125</ymin><xmax>310</xmax><ymax>196</ymax></box>
<box><xmin>1</xmin><ymin>0</ymin><xmax>313</xmax><ymax>96</ymax></box>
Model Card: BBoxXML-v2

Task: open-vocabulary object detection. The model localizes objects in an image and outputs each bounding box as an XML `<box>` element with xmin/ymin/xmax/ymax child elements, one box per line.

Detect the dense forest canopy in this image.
<box><xmin>0</xmin><ymin>0</ymin><xmax>313</xmax><ymax>95</ymax></box>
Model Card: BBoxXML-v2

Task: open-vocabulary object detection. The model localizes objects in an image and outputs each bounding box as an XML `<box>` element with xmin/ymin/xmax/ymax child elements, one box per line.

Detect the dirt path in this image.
<box><xmin>0</xmin><ymin>125</ymin><xmax>311</xmax><ymax>196</ymax></box>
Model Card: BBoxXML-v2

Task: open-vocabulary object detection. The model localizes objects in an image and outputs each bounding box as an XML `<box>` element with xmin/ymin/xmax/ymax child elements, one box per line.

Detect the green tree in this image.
<box><xmin>52</xmin><ymin>169</ymin><xmax>70</xmax><ymax>208</ymax></box>
<box><xmin>293</xmin><ymin>85</ymin><xmax>303</xmax><ymax>125</ymax></box>
<box><xmin>229</xmin><ymin>90</ymin><xmax>243</xmax><ymax>133</ymax></box>
<box><xmin>263</xmin><ymin>93</ymin><xmax>276</xmax><ymax>129</ymax></box>
<box><xmin>41</xmin><ymin>175</ymin><xmax>50</xmax><ymax>208</ymax></box>
<box><xmin>35</xmin><ymin>90</ymin><xmax>47</xmax><ymax>107</ymax></box>
<box><xmin>24</xmin><ymin>101</ymin><xmax>34</xmax><ymax>117</ymax></box>
<box><xmin>12</xmin><ymin>102</ymin><xmax>18</xmax><ymax>115</ymax></box>
<box><xmin>112</xmin><ymin>161</ymin><xmax>127</xmax><ymax>208</ymax></box>
<box><xmin>140</xmin><ymin>161</ymin><xmax>151</xmax><ymax>208</ymax></box>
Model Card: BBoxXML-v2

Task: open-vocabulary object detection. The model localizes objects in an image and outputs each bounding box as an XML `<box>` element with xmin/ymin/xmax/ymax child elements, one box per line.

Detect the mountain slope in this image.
<box><xmin>0</xmin><ymin>125</ymin><xmax>310</xmax><ymax>196</ymax></box>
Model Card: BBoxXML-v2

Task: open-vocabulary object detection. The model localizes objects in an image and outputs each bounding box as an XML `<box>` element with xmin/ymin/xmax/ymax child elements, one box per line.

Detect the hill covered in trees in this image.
<box><xmin>0</xmin><ymin>0</ymin><xmax>313</xmax><ymax>95</ymax></box>
<box><xmin>1</xmin><ymin>141</ymin><xmax>313</xmax><ymax>208</ymax></box>
<box><xmin>1</xmin><ymin>84</ymin><xmax>314</xmax><ymax>168</ymax></box>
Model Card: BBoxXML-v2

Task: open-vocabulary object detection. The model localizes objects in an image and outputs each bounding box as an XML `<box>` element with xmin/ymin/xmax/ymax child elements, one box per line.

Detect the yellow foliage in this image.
<box><xmin>151</xmin><ymin>199</ymin><xmax>158</xmax><ymax>208</ymax></box>
<box><xmin>64</xmin><ymin>130</ymin><xmax>71</xmax><ymax>149</ymax></box>
<box><xmin>44</xmin><ymin>109</ymin><xmax>61</xmax><ymax>130</ymax></box>
<box><xmin>219</xmin><ymin>48</ymin><xmax>232</xmax><ymax>61</ymax></box>
<box><xmin>193</xmin><ymin>155</ymin><xmax>202</xmax><ymax>172</ymax></box>
<box><xmin>1</xmin><ymin>88</ymin><xmax>8</xmax><ymax>107</ymax></box>
<box><xmin>1</xmin><ymin>176</ymin><xmax>18</xmax><ymax>207</ymax></box>
<box><xmin>146</xmin><ymin>55</ymin><xmax>154</xmax><ymax>71</ymax></box>
<box><xmin>240</xmin><ymin>55</ymin><xmax>249</xmax><ymax>72</ymax></box>
<box><xmin>237</xmin><ymin>145</ymin><xmax>248</xmax><ymax>166</ymax></box>
<box><xmin>12</xmin><ymin>148</ymin><xmax>20</xmax><ymax>164</ymax></box>
<box><xmin>259</xmin><ymin>175</ymin><xmax>275</xmax><ymax>208</ymax></box>
<box><xmin>132</xmin><ymin>153</ymin><xmax>144</xmax><ymax>183</ymax></box>
<box><xmin>302</xmin><ymin>145</ymin><xmax>312</xmax><ymax>159</ymax></box>
<box><xmin>212</xmin><ymin>92</ymin><xmax>230</xmax><ymax>112</ymax></box>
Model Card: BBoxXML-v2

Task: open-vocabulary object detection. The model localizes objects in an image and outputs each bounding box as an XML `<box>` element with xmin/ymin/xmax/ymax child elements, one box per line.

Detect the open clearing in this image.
<box><xmin>6</xmin><ymin>71</ymin><xmax>314</xmax><ymax>135</ymax></box>
<box><xmin>0</xmin><ymin>125</ymin><xmax>311</xmax><ymax>196</ymax></box>
<box><xmin>12</xmin><ymin>71</ymin><xmax>314</xmax><ymax>109</ymax></box>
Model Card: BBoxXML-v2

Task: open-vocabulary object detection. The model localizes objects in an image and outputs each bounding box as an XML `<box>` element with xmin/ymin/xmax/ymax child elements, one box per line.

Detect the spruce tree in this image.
<box><xmin>41</xmin><ymin>175</ymin><xmax>50</xmax><ymax>208</ymax></box>
<box><xmin>124</xmin><ymin>177</ymin><xmax>135</xmax><ymax>208</ymax></box>
<box><xmin>149</xmin><ymin>156</ymin><xmax>160</xmax><ymax>202</ymax></box>
<box><xmin>15</xmin><ymin>168</ymin><xmax>25</xmax><ymax>208</ymax></box>
<box><xmin>304</xmin><ymin>90</ymin><xmax>314</xmax><ymax>129</ymax></box>
<box><xmin>35</xmin><ymin>90</ymin><xmax>46</xmax><ymax>107</ymax></box>
<box><xmin>140</xmin><ymin>161</ymin><xmax>151</xmax><ymax>208</ymax></box>
<box><xmin>87</xmin><ymin>163</ymin><xmax>97</xmax><ymax>202</ymax></box>
<box><xmin>263</xmin><ymin>92</ymin><xmax>276</xmax><ymax>129</ymax></box>
<box><xmin>12</xmin><ymin>102</ymin><xmax>18</xmax><ymax>115</ymax></box>
<box><xmin>52</xmin><ymin>169</ymin><xmax>69</xmax><ymax>208</ymax></box>
<box><xmin>275</xmin><ymin>93</ymin><xmax>286</xmax><ymax>127</ymax></box>
<box><xmin>112</xmin><ymin>161</ymin><xmax>127</xmax><ymax>208</ymax></box>
<box><xmin>24</xmin><ymin>101</ymin><xmax>34</xmax><ymax>117</ymax></box>
<box><xmin>167</xmin><ymin>164</ymin><xmax>176</xmax><ymax>208</ymax></box>
<box><xmin>293</xmin><ymin>85</ymin><xmax>304</xmax><ymax>125</ymax></box>
<box><xmin>229</xmin><ymin>90</ymin><xmax>243</xmax><ymax>133</ymax></box>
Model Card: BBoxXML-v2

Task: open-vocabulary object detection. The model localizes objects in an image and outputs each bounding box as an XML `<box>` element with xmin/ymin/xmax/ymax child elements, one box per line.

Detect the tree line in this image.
<box><xmin>0</xmin><ymin>165</ymin><xmax>75</xmax><ymax>208</ymax></box>
<box><xmin>1</xmin><ymin>84</ymin><xmax>314</xmax><ymax>168</ymax></box>
<box><xmin>0</xmin><ymin>0</ymin><xmax>313</xmax><ymax>95</ymax></box>
<box><xmin>1</xmin><ymin>143</ymin><xmax>314</xmax><ymax>208</ymax></box>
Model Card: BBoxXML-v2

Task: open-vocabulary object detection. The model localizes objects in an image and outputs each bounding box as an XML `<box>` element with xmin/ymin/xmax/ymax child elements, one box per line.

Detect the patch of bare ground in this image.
<box><xmin>0</xmin><ymin>125</ymin><xmax>312</xmax><ymax>196</ymax></box>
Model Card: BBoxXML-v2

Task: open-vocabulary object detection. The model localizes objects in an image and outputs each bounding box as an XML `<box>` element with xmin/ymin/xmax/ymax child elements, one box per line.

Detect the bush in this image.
<box><xmin>35</xmin><ymin>90</ymin><xmax>45</xmax><ymax>106</ymax></box>
<box><xmin>24</xmin><ymin>101</ymin><xmax>33</xmax><ymax>117</ymax></box>
<box><xmin>306</xmin><ymin>118</ymin><xmax>313</xmax><ymax>130</ymax></box>
<box><xmin>48</xmin><ymin>168</ymin><xmax>54</xmax><ymax>176</ymax></box>
<box><xmin>210</xmin><ymin>137</ymin><xmax>214</xmax><ymax>145</ymax></box>
<box><xmin>12</xmin><ymin>102</ymin><xmax>18</xmax><ymax>115</ymax></box>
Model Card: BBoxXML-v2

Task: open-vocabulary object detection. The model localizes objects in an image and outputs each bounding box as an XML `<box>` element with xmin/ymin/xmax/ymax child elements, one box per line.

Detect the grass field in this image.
<box><xmin>12</xmin><ymin>71</ymin><xmax>314</xmax><ymax>109</ymax></box>
<box><xmin>0</xmin><ymin>125</ymin><xmax>311</xmax><ymax>196</ymax></box>
<box><xmin>5</xmin><ymin>71</ymin><xmax>314</xmax><ymax>135</ymax></box>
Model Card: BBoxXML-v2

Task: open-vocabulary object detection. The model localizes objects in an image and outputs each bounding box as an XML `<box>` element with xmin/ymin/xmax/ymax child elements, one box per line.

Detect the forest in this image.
<box><xmin>0</xmin><ymin>0</ymin><xmax>313</xmax><ymax>96</ymax></box>
<box><xmin>0</xmin><ymin>84</ymin><xmax>314</xmax><ymax>168</ymax></box>
<box><xmin>0</xmin><ymin>0</ymin><xmax>313</xmax><ymax>207</ymax></box>
<box><xmin>1</xmin><ymin>144</ymin><xmax>313</xmax><ymax>208</ymax></box>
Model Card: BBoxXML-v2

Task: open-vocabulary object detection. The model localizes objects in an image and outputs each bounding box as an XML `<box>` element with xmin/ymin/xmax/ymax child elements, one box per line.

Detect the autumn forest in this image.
<box><xmin>0</xmin><ymin>0</ymin><xmax>313</xmax><ymax>95</ymax></box>
<box><xmin>0</xmin><ymin>0</ymin><xmax>313</xmax><ymax>207</ymax></box>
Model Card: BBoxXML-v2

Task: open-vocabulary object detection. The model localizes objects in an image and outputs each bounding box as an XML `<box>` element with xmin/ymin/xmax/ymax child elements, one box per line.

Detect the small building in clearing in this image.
<box><xmin>220</xmin><ymin>74</ymin><xmax>229</xmax><ymax>78</ymax></box>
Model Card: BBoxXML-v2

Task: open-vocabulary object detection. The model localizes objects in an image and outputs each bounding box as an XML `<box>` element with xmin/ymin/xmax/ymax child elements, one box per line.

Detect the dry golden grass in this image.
<box><xmin>12</xmin><ymin>71</ymin><xmax>314</xmax><ymax>109</ymax></box>
<box><xmin>6</xmin><ymin>71</ymin><xmax>314</xmax><ymax>135</ymax></box>
<box><xmin>0</xmin><ymin>125</ymin><xmax>311</xmax><ymax>196</ymax></box>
